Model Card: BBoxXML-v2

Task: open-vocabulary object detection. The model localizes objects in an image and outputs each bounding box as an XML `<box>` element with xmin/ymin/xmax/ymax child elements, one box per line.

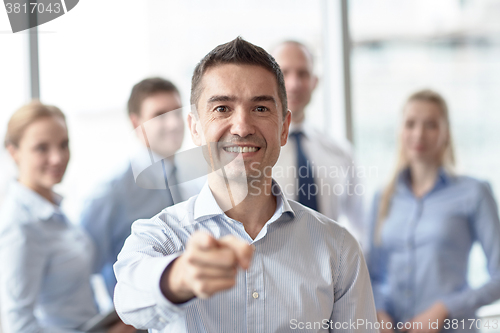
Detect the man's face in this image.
<box><xmin>188</xmin><ymin>64</ymin><xmax>291</xmax><ymax>181</ymax></box>
<box><xmin>273</xmin><ymin>43</ymin><xmax>317</xmax><ymax>123</ymax></box>
<box><xmin>131</xmin><ymin>91</ymin><xmax>184</xmax><ymax>158</ymax></box>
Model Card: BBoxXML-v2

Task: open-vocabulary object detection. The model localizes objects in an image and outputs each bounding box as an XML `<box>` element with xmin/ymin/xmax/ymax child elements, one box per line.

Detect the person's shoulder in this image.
<box><xmin>288</xmin><ymin>199</ymin><xmax>339</xmax><ymax>224</ymax></box>
<box><xmin>102</xmin><ymin>161</ymin><xmax>132</xmax><ymax>189</ymax></box>
<box><xmin>306</xmin><ymin>126</ymin><xmax>353</xmax><ymax>161</ymax></box>
<box><xmin>451</xmin><ymin>174</ymin><xmax>493</xmax><ymax>196</ymax></box>
<box><xmin>288</xmin><ymin>200</ymin><xmax>362</xmax><ymax>259</ymax></box>
<box><xmin>131</xmin><ymin>194</ymin><xmax>198</xmax><ymax>233</ymax></box>
<box><xmin>83</xmin><ymin>162</ymin><xmax>132</xmax><ymax>203</ymax></box>
<box><xmin>0</xmin><ymin>199</ymin><xmax>43</xmax><ymax>240</ymax></box>
<box><xmin>0</xmin><ymin>192</ymin><xmax>39</xmax><ymax>230</ymax></box>
<box><xmin>288</xmin><ymin>199</ymin><xmax>353</xmax><ymax>240</ymax></box>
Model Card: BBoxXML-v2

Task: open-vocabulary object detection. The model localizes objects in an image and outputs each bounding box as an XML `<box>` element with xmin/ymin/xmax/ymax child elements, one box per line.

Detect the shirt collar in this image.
<box><xmin>289</xmin><ymin>121</ymin><xmax>307</xmax><ymax>135</ymax></box>
<box><xmin>193</xmin><ymin>179</ymin><xmax>295</xmax><ymax>223</ymax></box>
<box><xmin>397</xmin><ymin>166</ymin><xmax>452</xmax><ymax>194</ymax></box>
<box><xmin>9</xmin><ymin>181</ymin><xmax>62</xmax><ymax>221</ymax></box>
<box><xmin>289</xmin><ymin>122</ymin><xmax>303</xmax><ymax>134</ymax></box>
<box><xmin>289</xmin><ymin>122</ymin><xmax>316</xmax><ymax>141</ymax></box>
<box><xmin>193</xmin><ymin>182</ymin><xmax>225</xmax><ymax>221</ymax></box>
<box><xmin>437</xmin><ymin>167</ymin><xmax>451</xmax><ymax>185</ymax></box>
<box><xmin>266</xmin><ymin>181</ymin><xmax>295</xmax><ymax>224</ymax></box>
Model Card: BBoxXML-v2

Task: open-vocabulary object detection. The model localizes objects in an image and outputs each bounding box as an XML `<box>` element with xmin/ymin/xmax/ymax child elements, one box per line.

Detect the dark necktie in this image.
<box><xmin>290</xmin><ymin>131</ymin><xmax>318</xmax><ymax>211</ymax></box>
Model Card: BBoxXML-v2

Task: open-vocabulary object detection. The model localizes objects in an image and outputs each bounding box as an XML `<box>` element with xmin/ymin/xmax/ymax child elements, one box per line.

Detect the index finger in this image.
<box><xmin>187</xmin><ymin>231</ymin><xmax>219</xmax><ymax>252</ymax></box>
<box><xmin>218</xmin><ymin>235</ymin><xmax>254</xmax><ymax>270</ymax></box>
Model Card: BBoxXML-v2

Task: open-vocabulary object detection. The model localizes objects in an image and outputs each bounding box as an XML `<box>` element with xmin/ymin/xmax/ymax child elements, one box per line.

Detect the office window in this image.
<box><xmin>350</xmin><ymin>0</ymin><xmax>500</xmax><ymax>290</ymax></box>
<box><xmin>0</xmin><ymin>15</ymin><xmax>30</xmax><ymax>205</ymax></box>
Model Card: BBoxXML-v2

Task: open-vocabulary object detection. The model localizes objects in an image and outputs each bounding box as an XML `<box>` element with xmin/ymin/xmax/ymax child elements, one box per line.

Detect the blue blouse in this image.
<box><xmin>0</xmin><ymin>181</ymin><xmax>98</xmax><ymax>332</ymax></box>
<box><xmin>367</xmin><ymin>168</ymin><xmax>500</xmax><ymax>332</ymax></box>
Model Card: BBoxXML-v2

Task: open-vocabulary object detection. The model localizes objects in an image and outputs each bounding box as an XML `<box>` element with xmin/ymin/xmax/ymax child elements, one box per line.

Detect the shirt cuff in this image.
<box><xmin>152</xmin><ymin>253</ymin><xmax>197</xmax><ymax>324</ymax></box>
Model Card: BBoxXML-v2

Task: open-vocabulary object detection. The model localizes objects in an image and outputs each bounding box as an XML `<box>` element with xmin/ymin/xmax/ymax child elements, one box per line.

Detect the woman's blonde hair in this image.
<box><xmin>375</xmin><ymin>89</ymin><xmax>456</xmax><ymax>242</ymax></box>
<box><xmin>4</xmin><ymin>100</ymin><xmax>66</xmax><ymax>148</ymax></box>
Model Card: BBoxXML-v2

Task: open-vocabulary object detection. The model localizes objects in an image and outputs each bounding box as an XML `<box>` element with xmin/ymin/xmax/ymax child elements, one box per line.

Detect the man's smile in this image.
<box><xmin>222</xmin><ymin>144</ymin><xmax>261</xmax><ymax>154</ymax></box>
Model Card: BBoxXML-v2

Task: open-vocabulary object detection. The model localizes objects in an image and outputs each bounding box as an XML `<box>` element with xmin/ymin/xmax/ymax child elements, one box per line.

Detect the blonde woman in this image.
<box><xmin>0</xmin><ymin>101</ymin><xmax>135</xmax><ymax>332</ymax></box>
<box><xmin>367</xmin><ymin>90</ymin><xmax>500</xmax><ymax>333</ymax></box>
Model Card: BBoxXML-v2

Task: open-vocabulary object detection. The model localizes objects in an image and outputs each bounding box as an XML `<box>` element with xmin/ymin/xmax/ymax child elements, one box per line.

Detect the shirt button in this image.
<box><xmin>252</xmin><ymin>291</ymin><xmax>259</xmax><ymax>299</ymax></box>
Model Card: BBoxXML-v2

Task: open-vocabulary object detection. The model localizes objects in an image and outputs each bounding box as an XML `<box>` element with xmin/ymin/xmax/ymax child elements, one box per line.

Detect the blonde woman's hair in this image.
<box><xmin>4</xmin><ymin>100</ymin><xmax>66</xmax><ymax>148</ymax></box>
<box><xmin>375</xmin><ymin>89</ymin><xmax>456</xmax><ymax>242</ymax></box>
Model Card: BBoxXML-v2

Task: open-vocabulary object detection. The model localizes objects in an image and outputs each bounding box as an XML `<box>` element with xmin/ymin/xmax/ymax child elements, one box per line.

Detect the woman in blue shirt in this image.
<box><xmin>367</xmin><ymin>90</ymin><xmax>500</xmax><ymax>333</ymax></box>
<box><xmin>0</xmin><ymin>101</ymin><xmax>135</xmax><ymax>333</ymax></box>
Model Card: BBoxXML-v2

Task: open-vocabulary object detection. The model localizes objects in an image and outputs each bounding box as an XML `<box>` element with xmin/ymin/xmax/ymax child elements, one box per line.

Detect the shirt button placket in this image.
<box><xmin>246</xmin><ymin>247</ymin><xmax>264</xmax><ymax>333</ymax></box>
<box><xmin>406</xmin><ymin>199</ymin><xmax>422</xmax><ymax>319</ymax></box>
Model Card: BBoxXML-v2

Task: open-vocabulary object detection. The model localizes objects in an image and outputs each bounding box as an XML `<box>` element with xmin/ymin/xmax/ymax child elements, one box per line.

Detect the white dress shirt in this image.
<box><xmin>273</xmin><ymin>122</ymin><xmax>364</xmax><ymax>241</ymax></box>
<box><xmin>113</xmin><ymin>181</ymin><xmax>378</xmax><ymax>332</ymax></box>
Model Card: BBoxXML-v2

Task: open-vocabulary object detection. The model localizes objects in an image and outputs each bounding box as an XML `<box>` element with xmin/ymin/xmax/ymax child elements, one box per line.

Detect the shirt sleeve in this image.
<box><xmin>0</xmin><ymin>223</ymin><xmax>79</xmax><ymax>333</ymax></box>
<box><xmin>442</xmin><ymin>181</ymin><xmax>500</xmax><ymax>318</ymax></box>
<box><xmin>365</xmin><ymin>192</ymin><xmax>390</xmax><ymax>313</ymax></box>
<box><xmin>330</xmin><ymin>229</ymin><xmax>379</xmax><ymax>333</ymax></box>
<box><xmin>113</xmin><ymin>216</ymin><xmax>195</xmax><ymax>330</ymax></box>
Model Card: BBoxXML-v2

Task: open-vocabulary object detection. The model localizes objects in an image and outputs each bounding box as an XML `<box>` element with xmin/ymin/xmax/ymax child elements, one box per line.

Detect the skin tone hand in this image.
<box><xmin>378</xmin><ymin>310</ymin><xmax>396</xmax><ymax>333</ymax></box>
<box><xmin>400</xmin><ymin>301</ymin><xmax>448</xmax><ymax>333</ymax></box>
<box><xmin>161</xmin><ymin>231</ymin><xmax>254</xmax><ymax>303</ymax></box>
<box><xmin>107</xmin><ymin>321</ymin><xmax>137</xmax><ymax>333</ymax></box>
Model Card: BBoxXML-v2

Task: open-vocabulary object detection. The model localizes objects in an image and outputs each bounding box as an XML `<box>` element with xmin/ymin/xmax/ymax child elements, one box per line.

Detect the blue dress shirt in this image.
<box><xmin>79</xmin><ymin>160</ymin><xmax>175</xmax><ymax>297</ymax></box>
<box><xmin>79</xmin><ymin>150</ymin><xmax>205</xmax><ymax>297</ymax></box>
<box><xmin>113</xmin><ymin>181</ymin><xmax>378</xmax><ymax>333</ymax></box>
<box><xmin>0</xmin><ymin>181</ymin><xmax>98</xmax><ymax>333</ymax></box>
<box><xmin>367</xmin><ymin>168</ymin><xmax>500</xmax><ymax>332</ymax></box>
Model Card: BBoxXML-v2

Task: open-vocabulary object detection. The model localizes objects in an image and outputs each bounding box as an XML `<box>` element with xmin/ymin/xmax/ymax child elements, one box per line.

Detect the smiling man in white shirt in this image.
<box><xmin>113</xmin><ymin>37</ymin><xmax>378</xmax><ymax>333</ymax></box>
